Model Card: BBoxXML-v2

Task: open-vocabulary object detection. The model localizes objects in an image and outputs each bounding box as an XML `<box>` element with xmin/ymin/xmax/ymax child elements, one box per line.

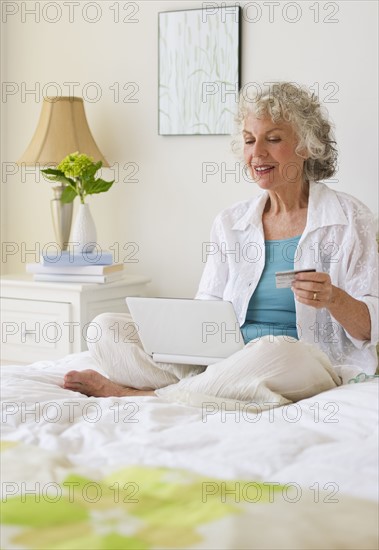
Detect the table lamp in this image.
<box><xmin>17</xmin><ymin>96</ymin><xmax>109</xmax><ymax>250</ymax></box>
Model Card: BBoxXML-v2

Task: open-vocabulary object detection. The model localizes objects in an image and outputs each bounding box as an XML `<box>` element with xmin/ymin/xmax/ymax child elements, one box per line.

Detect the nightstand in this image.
<box><xmin>0</xmin><ymin>274</ymin><xmax>151</xmax><ymax>365</ymax></box>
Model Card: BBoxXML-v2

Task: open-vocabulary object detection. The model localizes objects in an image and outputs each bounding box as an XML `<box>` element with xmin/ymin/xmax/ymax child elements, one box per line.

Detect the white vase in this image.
<box><xmin>71</xmin><ymin>203</ymin><xmax>97</xmax><ymax>253</ymax></box>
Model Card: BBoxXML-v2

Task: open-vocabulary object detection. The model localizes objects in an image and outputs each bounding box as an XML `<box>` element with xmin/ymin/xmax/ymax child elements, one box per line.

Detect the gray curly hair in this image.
<box><xmin>232</xmin><ymin>82</ymin><xmax>338</xmax><ymax>182</ymax></box>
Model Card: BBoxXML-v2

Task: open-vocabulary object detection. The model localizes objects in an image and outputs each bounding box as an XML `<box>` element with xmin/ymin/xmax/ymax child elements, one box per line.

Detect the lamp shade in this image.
<box><xmin>17</xmin><ymin>96</ymin><xmax>109</xmax><ymax>166</ymax></box>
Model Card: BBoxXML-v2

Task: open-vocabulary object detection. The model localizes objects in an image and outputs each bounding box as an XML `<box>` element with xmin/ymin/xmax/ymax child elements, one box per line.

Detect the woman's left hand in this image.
<box><xmin>291</xmin><ymin>271</ymin><xmax>334</xmax><ymax>309</ymax></box>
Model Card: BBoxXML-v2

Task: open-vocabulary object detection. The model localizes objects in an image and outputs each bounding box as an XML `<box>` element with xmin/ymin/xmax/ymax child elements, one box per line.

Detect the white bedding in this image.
<box><xmin>1</xmin><ymin>351</ymin><xmax>378</xmax><ymax>549</ymax></box>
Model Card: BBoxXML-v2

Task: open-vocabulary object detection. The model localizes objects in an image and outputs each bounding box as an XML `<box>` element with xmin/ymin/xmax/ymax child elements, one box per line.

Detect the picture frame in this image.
<box><xmin>158</xmin><ymin>6</ymin><xmax>241</xmax><ymax>135</ymax></box>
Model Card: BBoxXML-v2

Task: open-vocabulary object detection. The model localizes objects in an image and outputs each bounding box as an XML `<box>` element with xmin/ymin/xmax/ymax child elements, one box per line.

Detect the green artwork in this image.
<box><xmin>159</xmin><ymin>7</ymin><xmax>240</xmax><ymax>135</ymax></box>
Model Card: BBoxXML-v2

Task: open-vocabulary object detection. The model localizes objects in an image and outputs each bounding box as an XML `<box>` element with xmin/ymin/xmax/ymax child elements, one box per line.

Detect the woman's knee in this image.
<box><xmin>85</xmin><ymin>311</ymin><xmax>138</xmax><ymax>361</ymax></box>
<box><xmin>86</xmin><ymin>312</ymin><xmax>134</xmax><ymax>345</ymax></box>
<box><xmin>242</xmin><ymin>335</ymin><xmax>340</xmax><ymax>400</ymax></box>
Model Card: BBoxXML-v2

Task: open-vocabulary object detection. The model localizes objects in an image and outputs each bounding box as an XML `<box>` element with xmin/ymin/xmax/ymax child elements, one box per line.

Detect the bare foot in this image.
<box><xmin>63</xmin><ymin>369</ymin><xmax>156</xmax><ymax>398</ymax></box>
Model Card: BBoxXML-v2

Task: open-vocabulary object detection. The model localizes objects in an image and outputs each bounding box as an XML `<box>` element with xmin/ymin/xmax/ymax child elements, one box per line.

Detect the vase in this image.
<box><xmin>71</xmin><ymin>203</ymin><xmax>97</xmax><ymax>253</ymax></box>
<box><xmin>50</xmin><ymin>185</ymin><xmax>73</xmax><ymax>251</ymax></box>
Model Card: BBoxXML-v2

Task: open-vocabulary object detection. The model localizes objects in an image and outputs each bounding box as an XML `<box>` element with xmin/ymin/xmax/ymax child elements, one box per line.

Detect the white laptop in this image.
<box><xmin>125</xmin><ymin>297</ymin><xmax>245</xmax><ymax>366</ymax></box>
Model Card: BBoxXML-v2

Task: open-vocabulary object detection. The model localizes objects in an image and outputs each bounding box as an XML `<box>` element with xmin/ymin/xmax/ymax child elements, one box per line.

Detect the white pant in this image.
<box><xmin>87</xmin><ymin>313</ymin><xmax>341</xmax><ymax>399</ymax></box>
<box><xmin>86</xmin><ymin>312</ymin><xmax>206</xmax><ymax>390</ymax></box>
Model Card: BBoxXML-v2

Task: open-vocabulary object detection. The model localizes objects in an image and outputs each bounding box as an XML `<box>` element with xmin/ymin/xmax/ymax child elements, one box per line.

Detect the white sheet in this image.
<box><xmin>2</xmin><ymin>351</ymin><xmax>378</xmax><ymax>504</ymax></box>
<box><xmin>2</xmin><ymin>353</ymin><xmax>379</xmax><ymax>550</ymax></box>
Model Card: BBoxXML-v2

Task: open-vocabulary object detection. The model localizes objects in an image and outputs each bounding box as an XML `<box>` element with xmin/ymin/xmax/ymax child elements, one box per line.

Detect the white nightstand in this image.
<box><xmin>0</xmin><ymin>274</ymin><xmax>151</xmax><ymax>365</ymax></box>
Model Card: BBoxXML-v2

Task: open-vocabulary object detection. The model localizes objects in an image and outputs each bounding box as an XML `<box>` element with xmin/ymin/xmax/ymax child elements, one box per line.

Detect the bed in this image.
<box><xmin>1</xmin><ymin>350</ymin><xmax>378</xmax><ymax>550</ymax></box>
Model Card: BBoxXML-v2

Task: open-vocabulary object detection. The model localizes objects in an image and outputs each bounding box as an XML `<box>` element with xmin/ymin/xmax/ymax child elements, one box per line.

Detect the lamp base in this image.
<box><xmin>50</xmin><ymin>185</ymin><xmax>73</xmax><ymax>251</ymax></box>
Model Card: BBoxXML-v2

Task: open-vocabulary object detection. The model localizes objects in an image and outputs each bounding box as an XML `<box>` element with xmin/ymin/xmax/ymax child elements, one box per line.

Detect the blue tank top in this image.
<box><xmin>241</xmin><ymin>235</ymin><xmax>301</xmax><ymax>343</ymax></box>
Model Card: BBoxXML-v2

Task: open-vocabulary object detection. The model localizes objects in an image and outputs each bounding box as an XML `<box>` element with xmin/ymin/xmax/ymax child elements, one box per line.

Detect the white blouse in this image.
<box><xmin>196</xmin><ymin>182</ymin><xmax>379</xmax><ymax>373</ymax></box>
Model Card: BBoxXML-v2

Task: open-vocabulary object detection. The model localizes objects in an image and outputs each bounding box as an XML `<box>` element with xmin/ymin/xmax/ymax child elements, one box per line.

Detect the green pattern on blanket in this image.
<box><xmin>1</xmin><ymin>443</ymin><xmax>280</xmax><ymax>549</ymax></box>
<box><xmin>0</xmin><ymin>440</ymin><xmax>18</xmax><ymax>451</ymax></box>
<box><xmin>3</xmin><ymin>441</ymin><xmax>379</xmax><ymax>550</ymax></box>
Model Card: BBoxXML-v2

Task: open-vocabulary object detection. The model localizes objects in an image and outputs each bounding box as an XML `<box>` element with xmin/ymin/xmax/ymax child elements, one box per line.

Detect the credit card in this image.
<box><xmin>275</xmin><ymin>269</ymin><xmax>316</xmax><ymax>289</ymax></box>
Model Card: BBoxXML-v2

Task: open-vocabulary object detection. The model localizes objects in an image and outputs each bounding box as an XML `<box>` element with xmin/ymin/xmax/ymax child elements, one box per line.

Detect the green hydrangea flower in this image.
<box><xmin>41</xmin><ymin>152</ymin><xmax>114</xmax><ymax>204</ymax></box>
<box><xmin>57</xmin><ymin>152</ymin><xmax>95</xmax><ymax>179</ymax></box>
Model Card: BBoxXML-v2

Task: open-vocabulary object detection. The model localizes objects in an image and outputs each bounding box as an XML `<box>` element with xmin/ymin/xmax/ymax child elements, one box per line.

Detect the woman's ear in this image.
<box><xmin>297</xmin><ymin>147</ymin><xmax>310</xmax><ymax>160</ymax></box>
<box><xmin>294</xmin><ymin>134</ymin><xmax>310</xmax><ymax>159</ymax></box>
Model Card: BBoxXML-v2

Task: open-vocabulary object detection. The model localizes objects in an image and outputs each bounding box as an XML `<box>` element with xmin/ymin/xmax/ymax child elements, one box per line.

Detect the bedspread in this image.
<box><xmin>1</xmin><ymin>352</ymin><xmax>378</xmax><ymax>549</ymax></box>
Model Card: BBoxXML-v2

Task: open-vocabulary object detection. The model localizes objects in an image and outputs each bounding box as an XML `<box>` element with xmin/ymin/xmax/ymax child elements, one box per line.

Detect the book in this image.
<box><xmin>26</xmin><ymin>262</ymin><xmax>124</xmax><ymax>276</ymax></box>
<box><xmin>33</xmin><ymin>271</ymin><xmax>125</xmax><ymax>284</ymax></box>
<box><xmin>41</xmin><ymin>250</ymin><xmax>113</xmax><ymax>266</ymax></box>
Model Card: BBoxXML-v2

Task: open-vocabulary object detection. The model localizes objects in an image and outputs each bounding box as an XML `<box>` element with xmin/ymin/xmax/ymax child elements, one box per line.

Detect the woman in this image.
<box><xmin>64</xmin><ymin>82</ymin><xmax>378</xmax><ymax>399</ymax></box>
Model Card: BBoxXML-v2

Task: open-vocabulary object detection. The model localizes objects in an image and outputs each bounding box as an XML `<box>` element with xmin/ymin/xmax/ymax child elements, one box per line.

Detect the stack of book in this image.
<box><xmin>26</xmin><ymin>251</ymin><xmax>125</xmax><ymax>284</ymax></box>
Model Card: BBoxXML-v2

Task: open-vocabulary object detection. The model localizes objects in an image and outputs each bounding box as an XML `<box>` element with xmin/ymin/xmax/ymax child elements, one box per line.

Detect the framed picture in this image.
<box><xmin>158</xmin><ymin>6</ymin><xmax>241</xmax><ymax>135</ymax></box>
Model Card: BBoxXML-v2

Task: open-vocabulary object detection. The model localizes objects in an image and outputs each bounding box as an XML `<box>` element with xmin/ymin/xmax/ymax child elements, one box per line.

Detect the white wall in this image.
<box><xmin>1</xmin><ymin>0</ymin><xmax>378</xmax><ymax>297</ymax></box>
